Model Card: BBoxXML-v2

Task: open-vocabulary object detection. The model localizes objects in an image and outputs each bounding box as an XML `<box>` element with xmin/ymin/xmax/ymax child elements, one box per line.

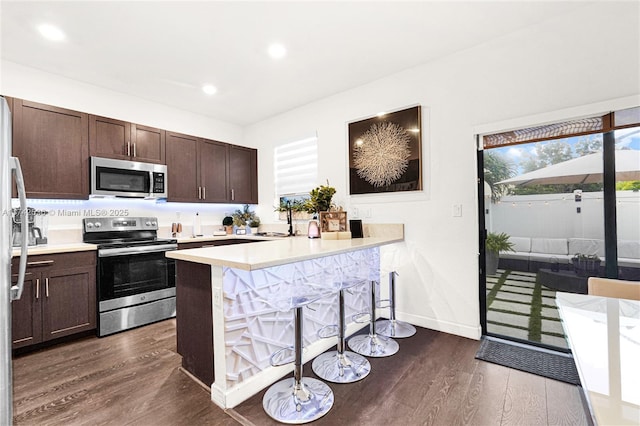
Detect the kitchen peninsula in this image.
<box><xmin>166</xmin><ymin>226</ymin><xmax>403</xmax><ymax>409</ymax></box>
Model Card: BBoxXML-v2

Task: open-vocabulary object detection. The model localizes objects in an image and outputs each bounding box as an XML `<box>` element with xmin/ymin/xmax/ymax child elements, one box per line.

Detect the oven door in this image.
<box><xmin>97</xmin><ymin>245</ymin><xmax>176</xmax><ymax>312</ymax></box>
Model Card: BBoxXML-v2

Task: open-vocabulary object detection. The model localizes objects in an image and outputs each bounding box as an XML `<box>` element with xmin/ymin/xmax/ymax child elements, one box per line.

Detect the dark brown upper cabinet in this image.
<box><xmin>12</xmin><ymin>99</ymin><xmax>89</xmax><ymax>199</ymax></box>
<box><xmin>89</xmin><ymin>115</ymin><xmax>165</xmax><ymax>164</ymax></box>
<box><xmin>166</xmin><ymin>131</ymin><xmax>200</xmax><ymax>202</ymax></box>
<box><xmin>229</xmin><ymin>145</ymin><xmax>258</xmax><ymax>204</ymax></box>
<box><xmin>199</xmin><ymin>139</ymin><xmax>229</xmax><ymax>203</ymax></box>
<box><xmin>166</xmin><ymin>133</ymin><xmax>257</xmax><ymax>204</ymax></box>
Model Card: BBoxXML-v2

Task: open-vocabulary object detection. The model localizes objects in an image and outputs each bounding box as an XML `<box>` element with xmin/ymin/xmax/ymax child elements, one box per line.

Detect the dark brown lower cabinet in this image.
<box><xmin>11</xmin><ymin>251</ymin><xmax>97</xmax><ymax>350</ymax></box>
<box><xmin>175</xmin><ymin>260</ymin><xmax>214</xmax><ymax>385</ymax></box>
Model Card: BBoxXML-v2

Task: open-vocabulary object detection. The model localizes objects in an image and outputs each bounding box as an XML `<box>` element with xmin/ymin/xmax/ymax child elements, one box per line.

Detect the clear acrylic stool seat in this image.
<box><xmin>259</xmin><ymin>282</ymin><xmax>336</xmax><ymax>424</ymax></box>
<box><xmin>312</xmin><ymin>279</ymin><xmax>371</xmax><ymax>383</ymax></box>
<box><xmin>347</xmin><ymin>280</ymin><xmax>399</xmax><ymax>357</ymax></box>
<box><xmin>376</xmin><ymin>271</ymin><xmax>416</xmax><ymax>338</ymax></box>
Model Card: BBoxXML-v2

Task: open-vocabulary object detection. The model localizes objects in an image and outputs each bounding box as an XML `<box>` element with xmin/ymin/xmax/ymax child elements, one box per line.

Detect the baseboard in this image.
<box><xmin>396</xmin><ymin>311</ymin><xmax>482</xmax><ymax>340</ymax></box>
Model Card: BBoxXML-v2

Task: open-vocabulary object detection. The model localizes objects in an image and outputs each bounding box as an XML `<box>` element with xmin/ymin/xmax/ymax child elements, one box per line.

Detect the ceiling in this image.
<box><xmin>1</xmin><ymin>1</ymin><xmax>591</xmax><ymax>126</ymax></box>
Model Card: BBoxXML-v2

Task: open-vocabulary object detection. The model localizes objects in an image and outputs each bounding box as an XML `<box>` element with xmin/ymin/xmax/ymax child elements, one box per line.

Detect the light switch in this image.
<box><xmin>453</xmin><ymin>204</ymin><xmax>462</xmax><ymax>217</ymax></box>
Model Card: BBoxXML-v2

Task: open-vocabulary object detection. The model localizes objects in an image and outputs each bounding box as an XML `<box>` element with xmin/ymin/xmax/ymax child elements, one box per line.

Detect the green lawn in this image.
<box><xmin>486</xmin><ymin>269</ymin><xmax>568</xmax><ymax>349</ymax></box>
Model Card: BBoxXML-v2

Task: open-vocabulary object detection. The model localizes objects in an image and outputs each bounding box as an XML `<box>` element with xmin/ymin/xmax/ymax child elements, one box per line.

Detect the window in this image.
<box><xmin>274</xmin><ymin>135</ymin><xmax>318</xmax><ymax>196</ymax></box>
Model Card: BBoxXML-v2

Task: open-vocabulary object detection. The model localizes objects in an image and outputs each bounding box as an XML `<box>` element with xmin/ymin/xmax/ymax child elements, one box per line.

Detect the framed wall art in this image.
<box><xmin>348</xmin><ymin>105</ymin><xmax>422</xmax><ymax>195</ymax></box>
<box><xmin>319</xmin><ymin>211</ymin><xmax>348</xmax><ymax>233</ymax></box>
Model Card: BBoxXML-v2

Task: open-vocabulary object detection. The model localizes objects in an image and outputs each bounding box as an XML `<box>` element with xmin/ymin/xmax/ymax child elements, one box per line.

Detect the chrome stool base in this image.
<box><xmin>312</xmin><ymin>350</ymin><xmax>371</xmax><ymax>383</ymax></box>
<box><xmin>376</xmin><ymin>319</ymin><xmax>417</xmax><ymax>339</ymax></box>
<box><xmin>348</xmin><ymin>333</ymin><xmax>399</xmax><ymax>357</ymax></box>
<box><xmin>262</xmin><ymin>377</ymin><xmax>334</xmax><ymax>424</ymax></box>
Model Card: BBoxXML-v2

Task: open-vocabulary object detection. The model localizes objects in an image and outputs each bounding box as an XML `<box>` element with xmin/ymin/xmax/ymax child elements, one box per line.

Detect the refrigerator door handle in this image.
<box><xmin>10</xmin><ymin>156</ymin><xmax>28</xmax><ymax>301</ymax></box>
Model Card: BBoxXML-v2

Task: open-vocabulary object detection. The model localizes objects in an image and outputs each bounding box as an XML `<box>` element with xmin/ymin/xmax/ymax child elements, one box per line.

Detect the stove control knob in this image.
<box><xmin>151</xmin><ymin>221</ymin><xmax>157</xmax><ymax>227</ymax></box>
<box><xmin>86</xmin><ymin>223</ymin><xmax>94</xmax><ymax>229</ymax></box>
<box><xmin>94</xmin><ymin>222</ymin><xmax>102</xmax><ymax>229</ymax></box>
<box><xmin>145</xmin><ymin>221</ymin><xmax>152</xmax><ymax>227</ymax></box>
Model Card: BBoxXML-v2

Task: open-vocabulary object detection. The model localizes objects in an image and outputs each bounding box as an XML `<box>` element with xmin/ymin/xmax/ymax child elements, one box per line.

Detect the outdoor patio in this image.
<box><xmin>486</xmin><ymin>269</ymin><xmax>568</xmax><ymax>350</ymax></box>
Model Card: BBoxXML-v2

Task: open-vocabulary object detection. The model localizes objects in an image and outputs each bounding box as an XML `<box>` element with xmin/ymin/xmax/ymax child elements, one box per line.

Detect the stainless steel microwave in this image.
<box><xmin>90</xmin><ymin>156</ymin><xmax>168</xmax><ymax>199</ymax></box>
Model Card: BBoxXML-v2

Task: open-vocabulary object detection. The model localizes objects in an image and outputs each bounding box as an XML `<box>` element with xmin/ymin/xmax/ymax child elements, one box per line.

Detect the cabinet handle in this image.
<box><xmin>127</xmin><ymin>141</ymin><xmax>131</xmax><ymax>156</ymax></box>
<box><xmin>202</xmin><ymin>187</ymin><xmax>206</xmax><ymax>200</ymax></box>
<box><xmin>36</xmin><ymin>278</ymin><xmax>40</xmax><ymax>299</ymax></box>
<box><xmin>27</xmin><ymin>260</ymin><xmax>54</xmax><ymax>267</ymax></box>
<box><xmin>198</xmin><ymin>186</ymin><xmax>202</xmax><ymax>199</ymax></box>
<box><xmin>133</xmin><ymin>143</ymin><xmax>137</xmax><ymax>157</ymax></box>
<box><xmin>231</xmin><ymin>189</ymin><xmax>235</xmax><ymax>201</ymax></box>
<box><xmin>45</xmin><ymin>278</ymin><xmax>49</xmax><ymax>298</ymax></box>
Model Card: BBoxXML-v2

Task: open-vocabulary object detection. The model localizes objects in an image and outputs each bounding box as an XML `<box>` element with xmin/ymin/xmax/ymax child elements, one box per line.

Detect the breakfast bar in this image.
<box><xmin>166</xmin><ymin>230</ymin><xmax>403</xmax><ymax>409</ymax></box>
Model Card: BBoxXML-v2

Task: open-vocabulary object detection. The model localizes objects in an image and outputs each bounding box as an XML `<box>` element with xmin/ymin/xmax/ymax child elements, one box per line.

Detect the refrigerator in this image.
<box><xmin>1</xmin><ymin>95</ymin><xmax>29</xmax><ymax>425</ymax></box>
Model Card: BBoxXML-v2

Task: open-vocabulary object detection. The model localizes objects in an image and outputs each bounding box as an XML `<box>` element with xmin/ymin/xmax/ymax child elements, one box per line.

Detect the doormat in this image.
<box><xmin>475</xmin><ymin>338</ymin><xmax>581</xmax><ymax>385</ymax></box>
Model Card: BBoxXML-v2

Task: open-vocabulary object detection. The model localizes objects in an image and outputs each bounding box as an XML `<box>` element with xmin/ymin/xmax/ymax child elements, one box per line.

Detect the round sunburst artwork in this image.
<box><xmin>353</xmin><ymin>121</ymin><xmax>411</xmax><ymax>187</ymax></box>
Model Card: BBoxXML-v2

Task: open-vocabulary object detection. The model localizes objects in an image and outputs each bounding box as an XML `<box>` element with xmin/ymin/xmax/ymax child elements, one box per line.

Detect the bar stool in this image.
<box><xmin>260</xmin><ymin>282</ymin><xmax>336</xmax><ymax>424</ymax></box>
<box><xmin>376</xmin><ymin>271</ymin><xmax>416</xmax><ymax>338</ymax></box>
<box><xmin>348</xmin><ymin>280</ymin><xmax>399</xmax><ymax>357</ymax></box>
<box><xmin>312</xmin><ymin>277</ymin><xmax>371</xmax><ymax>383</ymax></box>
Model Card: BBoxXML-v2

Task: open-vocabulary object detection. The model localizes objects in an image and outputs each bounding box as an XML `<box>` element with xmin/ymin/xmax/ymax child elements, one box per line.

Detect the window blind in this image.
<box><xmin>274</xmin><ymin>136</ymin><xmax>318</xmax><ymax>196</ymax></box>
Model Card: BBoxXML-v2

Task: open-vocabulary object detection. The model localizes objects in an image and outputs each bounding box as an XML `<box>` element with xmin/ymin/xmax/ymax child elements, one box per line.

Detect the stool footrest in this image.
<box><xmin>317</xmin><ymin>324</ymin><xmax>339</xmax><ymax>339</ymax></box>
<box><xmin>376</xmin><ymin>299</ymin><xmax>391</xmax><ymax>309</ymax></box>
<box><xmin>352</xmin><ymin>312</ymin><xmax>371</xmax><ymax>324</ymax></box>
<box><xmin>270</xmin><ymin>346</ymin><xmax>295</xmax><ymax>367</ymax></box>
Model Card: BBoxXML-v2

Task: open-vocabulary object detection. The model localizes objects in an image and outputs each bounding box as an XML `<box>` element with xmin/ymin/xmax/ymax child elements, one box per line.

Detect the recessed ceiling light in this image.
<box><xmin>268</xmin><ymin>43</ymin><xmax>287</xmax><ymax>59</ymax></box>
<box><xmin>376</xmin><ymin>112</ymin><xmax>386</xmax><ymax>117</ymax></box>
<box><xmin>202</xmin><ymin>84</ymin><xmax>217</xmax><ymax>95</ymax></box>
<box><xmin>37</xmin><ymin>24</ymin><xmax>66</xmax><ymax>41</ymax></box>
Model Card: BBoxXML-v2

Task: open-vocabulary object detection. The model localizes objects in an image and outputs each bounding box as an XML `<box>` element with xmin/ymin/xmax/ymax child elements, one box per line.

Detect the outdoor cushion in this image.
<box><xmin>528</xmin><ymin>252</ymin><xmax>571</xmax><ymax>263</ymax></box>
<box><xmin>618</xmin><ymin>258</ymin><xmax>640</xmax><ymax>267</ymax></box>
<box><xmin>500</xmin><ymin>251</ymin><xmax>530</xmax><ymax>261</ymax></box>
<box><xmin>507</xmin><ymin>237</ymin><xmax>531</xmax><ymax>253</ymax></box>
<box><xmin>618</xmin><ymin>240</ymin><xmax>640</xmax><ymax>259</ymax></box>
<box><xmin>569</xmin><ymin>238</ymin><xmax>605</xmax><ymax>258</ymax></box>
<box><xmin>531</xmin><ymin>238</ymin><xmax>569</xmax><ymax>256</ymax></box>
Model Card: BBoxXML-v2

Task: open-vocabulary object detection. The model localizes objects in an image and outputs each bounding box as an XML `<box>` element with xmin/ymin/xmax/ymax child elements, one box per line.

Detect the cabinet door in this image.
<box><xmin>131</xmin><ymin>124</ymin><xmax>165</xmax><ymax>164</ymax></box>
<box><xmin>228</xmin><ymin>146</ymin><xmax>258</xmax><ymax>204</ymax></box>
<box><xmin>166</xmin><ymin>132</ymin><xmax>200</xmax><ymax>202</ymax></box>
<box><xmin>199</xmin><ymin>140</ymin><xmax>228</xmax><ymax>202</ymax></box>
<box><xmin>12</xmin><ymin>99</ymin><xmax>89</xmax><ymax>199</ymax></box>
<box><xmin>89</xmin><ymin>115</ymin><xmax>130</xmax><ymax>160</ymax></box>
<box><xmin>42</xmin><ymin>265</ymin><xmax>96</xmax><ymax>341</ymax></box>
<box><xmin>11</xmin><ymin>272</ymin><xmax>43</xmax><ymax>349</ymax></box>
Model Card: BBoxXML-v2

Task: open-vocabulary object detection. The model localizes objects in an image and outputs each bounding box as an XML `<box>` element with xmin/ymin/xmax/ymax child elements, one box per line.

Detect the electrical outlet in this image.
<box><xmin>213</xmin><ymin>288</ymin><xmax>222</xmax><ymax>307</ymax></box>
<box><xmin>352</xmin><ymin>207</ymin><xmax>359</xmax><ymax>218</ymax></box>
<box><xmin>453</xmin><ymin>204</ymin><xmax>462</xmax><ymax>217</ymax></box>
<box><xmin>365</xmin><ymin>208</ymin><xmax>372</xmax><ymax>218</ymax></box>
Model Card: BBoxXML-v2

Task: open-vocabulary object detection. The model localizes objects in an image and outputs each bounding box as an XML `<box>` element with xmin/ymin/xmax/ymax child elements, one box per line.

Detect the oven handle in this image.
<box><xmin>98</xmin><ymin>244</ymin><xmax>178</xmax><ymax>258</ymax></box>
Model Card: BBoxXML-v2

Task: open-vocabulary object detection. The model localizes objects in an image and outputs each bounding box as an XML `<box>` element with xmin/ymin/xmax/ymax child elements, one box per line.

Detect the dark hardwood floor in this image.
<box><xmin>12</xmin><ymin>319</ymin><xmax>589</xmax><ymax>425</ymax></box>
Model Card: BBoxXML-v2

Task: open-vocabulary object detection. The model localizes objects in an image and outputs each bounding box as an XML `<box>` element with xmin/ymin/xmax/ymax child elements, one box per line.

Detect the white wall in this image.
<box><xmin>244</xmin><ymin>2</ymin><xmax>640</xmax><ymax>339</ymax></box>
<box><xmin>0</xmin><ymin>61</ymin><xmax>243</xmax><ymax>145</ymax></box>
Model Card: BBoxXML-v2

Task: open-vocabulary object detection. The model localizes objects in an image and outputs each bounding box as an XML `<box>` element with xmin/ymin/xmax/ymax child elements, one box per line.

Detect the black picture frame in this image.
<box><xmin>348</xmin><ymin>105</ymin><xmax>422</xmax><ymax>195</ymax></box>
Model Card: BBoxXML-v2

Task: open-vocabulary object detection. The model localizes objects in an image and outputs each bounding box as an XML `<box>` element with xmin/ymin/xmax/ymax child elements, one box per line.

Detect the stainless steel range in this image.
<box><xmin>83</xmin><ymin>217</ymin><xmax>177</xmax><ymax>337</ymax></box>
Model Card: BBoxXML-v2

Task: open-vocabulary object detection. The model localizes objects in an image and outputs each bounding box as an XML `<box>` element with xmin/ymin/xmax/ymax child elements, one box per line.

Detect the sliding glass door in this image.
<box><xmin>478</xmin><ymin>108</ymin><xmax>640</xmax><ymax>350</ymax></box>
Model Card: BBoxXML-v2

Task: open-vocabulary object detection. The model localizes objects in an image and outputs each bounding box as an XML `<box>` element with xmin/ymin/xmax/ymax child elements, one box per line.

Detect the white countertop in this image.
<box><xmin>556</xmin><ymin>292</ymin><xmax>640</xmax><ymax>426</ymax></box>
<box><xmin>166</xmin><ymin>235</ymin><xmax>403</xmax><ymax>271</ymax></box>
<box><xmin>11</xmin><ymin>243</ymin><xmax>97</xmax><ymax>257</ymax></box>
<box><xmin>176</xmin><ymin>234</ymin><xmax>276</xmax><ymax>244</ymax></box>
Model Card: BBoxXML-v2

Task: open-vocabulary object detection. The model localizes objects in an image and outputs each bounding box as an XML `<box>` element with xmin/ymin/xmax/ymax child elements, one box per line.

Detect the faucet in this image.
<box><xmin>287</xmin><ymin>200</ymin><xmax>293</xmax><ymax>237</ymax></box>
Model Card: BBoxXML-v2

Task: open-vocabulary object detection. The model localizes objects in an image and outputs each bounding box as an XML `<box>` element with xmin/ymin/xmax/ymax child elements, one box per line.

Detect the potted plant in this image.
<box><xmin>485</xmin><ymin>232</ymin><xmax>514</xmax><ymax>275</ymax></box>
<box><xmin>222</xmin><ymin>216</ymin><xmax>234</xmax><ymax>234</ymax></box>
<box><xmin>572</xmin><ymin>253</ymin><xmax>601</xmax><ymax>277</ymax></box>
<box><xmin>231</xmin><ymin>204</ymin><xmax>256</xmax><ymax>228</ymax></box>
<box><xmin>248</xmin><ymin>217</ymin><xmax>261</xmax><ymax>235</ymax></box>
<box><xmin>305</xmin><ymin>181</ymin><xmax>336</xmax><ymax>214</ymax></box>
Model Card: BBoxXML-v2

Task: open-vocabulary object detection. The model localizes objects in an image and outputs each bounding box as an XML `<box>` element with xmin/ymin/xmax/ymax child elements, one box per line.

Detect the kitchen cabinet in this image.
<box><xmin>11</xmin><ymin>251</ymin><xmax>97</xmax><ymax>350</ymax></box>
<box><xmin>228</xmin><ymin>145</ymin><xmax>258</xmax><ymax>204</ymax></box>
<box><xmin>89</xmin><ymin>115</ymin><xmax>165</xmax><ymax>164</ymax></box>
<box><xmin>166</xmin><ymin>134</ymin><xmax>235</xmax><ymax>203</ymax></box>
<box><xmin>166</xmin><ymin>131</ymin><xmax>200</xmax><ymax>202</ymax></box>
<box><xmin>12</xmin><ymin>99</ymin><xmax>89</xmax><ymax>199</ymax></box>
<box><xmin>199</xmin><ymin>139</ymin><xmax>228</xmax><ymax>203</ymax></box>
